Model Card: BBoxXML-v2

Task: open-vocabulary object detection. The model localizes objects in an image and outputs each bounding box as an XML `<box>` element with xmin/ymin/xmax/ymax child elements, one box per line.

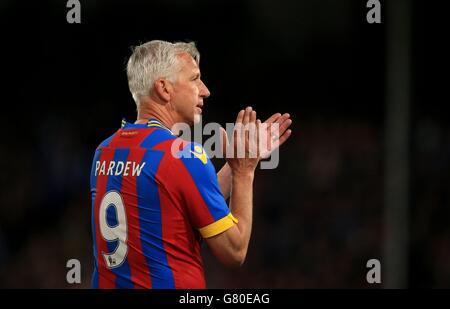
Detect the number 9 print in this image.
<box><xmin>98</xmin><ymin>191</ymin><xmax>129</xmax><ymax>269</ymax></box>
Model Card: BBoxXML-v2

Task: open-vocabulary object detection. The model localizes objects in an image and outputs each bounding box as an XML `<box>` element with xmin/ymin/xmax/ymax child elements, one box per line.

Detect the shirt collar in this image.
<box><xmin>121</xmin><ymin>118</ymin><xmax>174</xmax><ymax>135</ymax></box>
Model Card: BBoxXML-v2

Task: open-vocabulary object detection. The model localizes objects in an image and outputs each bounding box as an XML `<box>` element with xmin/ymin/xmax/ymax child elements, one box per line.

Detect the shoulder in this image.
<box><xmin>95</xmin><ymin>131</ymin><xmax>118</xmax><ymax>151</ymax></box>
<box><xmin>175</xmin><ymin>141</ymin><xmax>217</xmax><ymax>178</ymax></box>
<box><xmin>153</xmin><ymin>138</ymin><xmax>214</xmax><ymax>170</ymax></box>
<box><xmin>139</xmin><ymin>128</ymin><xmax>177</xmax><ymax>150</ymax></box>
<box><xmin>177</xmin><ymin>142</ymin><xmax>210</xmax><ymax>164</ymax></box>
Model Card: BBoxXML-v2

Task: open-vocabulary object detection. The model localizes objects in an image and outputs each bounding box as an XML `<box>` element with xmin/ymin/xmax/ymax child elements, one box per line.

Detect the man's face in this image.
<box><xmin>169</xmin><ymin>53</ymin><xmax>210</xmax><ymax>126</ymax></box>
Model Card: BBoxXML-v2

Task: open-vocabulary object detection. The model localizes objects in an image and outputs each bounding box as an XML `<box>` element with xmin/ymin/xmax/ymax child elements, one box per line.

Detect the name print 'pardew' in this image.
<box><xmin>94</xmin><ymin>160</ymin><xmax>146</xmax><ymax>177</ymax></box>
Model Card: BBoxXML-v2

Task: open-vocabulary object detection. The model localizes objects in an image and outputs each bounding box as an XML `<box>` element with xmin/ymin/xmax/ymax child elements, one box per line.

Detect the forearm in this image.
<box><xmin>229</xmin><ymin>172</ymin><xmax>254</xmax><ymax>256</ymax></box>
<box><xmin>217</xmin><ymin>163</ymin><xmax>232</xmax><ymax>200</ymax></box>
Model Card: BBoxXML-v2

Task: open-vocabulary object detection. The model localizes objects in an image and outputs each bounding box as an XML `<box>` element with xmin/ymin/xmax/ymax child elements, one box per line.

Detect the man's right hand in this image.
<box><xmin>206</xmin><ymin>107</ymin><xmax>259</xmax><ymax>267</ymax></box>
<box><xmin>220</xmin><ymin>106</ymin><xmax>260</xmax><ymax>176</ymax></box>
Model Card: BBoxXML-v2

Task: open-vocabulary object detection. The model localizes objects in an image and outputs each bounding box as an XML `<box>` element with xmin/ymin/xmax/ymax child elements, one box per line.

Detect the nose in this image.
<box><xmin>199</xmin><ymin>80</ymin><xmax>210</xmax><ymax>98</ymax></box>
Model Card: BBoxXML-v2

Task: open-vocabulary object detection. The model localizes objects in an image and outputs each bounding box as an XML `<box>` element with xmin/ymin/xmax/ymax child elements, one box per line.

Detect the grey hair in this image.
<box><xmin>126</xmin><ymin>40</ymin><xmax>200</xmax><ymax>106</ymax></box>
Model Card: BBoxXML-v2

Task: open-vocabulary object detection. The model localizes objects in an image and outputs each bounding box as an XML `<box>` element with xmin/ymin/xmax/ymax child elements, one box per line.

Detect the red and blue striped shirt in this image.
<box><xmin>90</xmin><ymin>118</ymin><xmax>237</xmax><ymax>288</ymax></box>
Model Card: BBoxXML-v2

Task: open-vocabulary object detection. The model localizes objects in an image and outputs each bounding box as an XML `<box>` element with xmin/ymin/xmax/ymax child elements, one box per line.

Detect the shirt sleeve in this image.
<box><xmin>176</xmin><ymin>142</ymin><xmax>238</xmax><ymax>238</ymax></box>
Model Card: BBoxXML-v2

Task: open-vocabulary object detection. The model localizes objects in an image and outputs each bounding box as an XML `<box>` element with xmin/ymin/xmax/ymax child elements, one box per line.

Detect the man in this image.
<box><xmin>90</xmin><ymin>40</ymin><xmax>292</xmax><ymax>288</ymax></box>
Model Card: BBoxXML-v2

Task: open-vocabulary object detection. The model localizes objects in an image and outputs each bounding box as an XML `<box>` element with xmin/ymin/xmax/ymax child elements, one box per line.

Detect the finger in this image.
<box><xmin>243</xmin><ymin>106</ymin><xmax>252</xmax><ymax>125</ymax></box>
<box><xmin>271</xmin><ymin>114</ymin><xmax>292</xmax><ymax>142</ymax></box>
<box><xmin>269</xmin><ymin>121</ymin><xmax>280</xmax><ymax>141</ymax></box>
<box><xmin>263</xmin><ymin>113</ymin><xmax>282</xmax><ymax>125</ymax></box>
<box><xmin>244</xmin><ymin>125</ymin><xmax>250</xmax><ymax>159</ymax></box>
<box><xmin>274</xmin><ymin>113</ymin><xmax>290</xmax><ymax>128</ymax></box>
<box><xmin>233</xmin><ymin>124</ymin><xmax>241</xmax><ymax>158</ymax></box>
<box><xmin>250</xmin><ymin>110</ymin><xmax>257</xmax><ymax>158</ymax></box>
<box><xmin>233</xmin><ymin>110</ymin><xmax>245</xmax><ymax>158</ymax></box>
<box><xmin>278</xmin><ymin>118</ymin><xmax>293</xmax><ymax>136</ymax></box>
<box><xmin>235</xmin><ymin>109</ymin><xmax>245</xmax><ymax>124</ymax></box>
<box><xmin>242</xmin><ymin>107</ymin><xmax>252</xmax><ymax>158</ymax></box>
<box><xmin>277</xmin><ymin>112</ymin><xmax>291</xmax><ymax>122</ymax></box>
<box><xmin>277</xmin><ymin>129</ymin><xmax>292</xmax><ymax>148</ymax></box>
<box><xmin>264</xmin><ymin>114</ymin><xmax>288</xmax><ymax>148</ymax></box>
<box><xmin>234</xmin><ymin>116</ymin><xmax>245</xmax><ymax>159</ymax></box>
<box><xmin>256</xmin><ymin>119</ymin><xmax>261</xmax><ymax>158</ymax></box>
<box><xmin>250</xmin><ymin>110</ymin><xmax>257</xmax><ymax>124</ymax></box>
<box><xmin>247</xmin><ymin>112</ymin><xmax>257</xmax><ymax>158</ymax></box>
<box><xmin>266</xmin><ymin>122</ymin><xmax>273</xmax><ymax>155</ymax></box>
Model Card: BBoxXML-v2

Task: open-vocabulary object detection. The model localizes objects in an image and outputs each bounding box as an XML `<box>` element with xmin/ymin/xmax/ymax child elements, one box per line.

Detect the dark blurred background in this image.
<box><xmin>0</xmin><ymin>0</ymin><xmax>447</xmax><ymax>288</ymax></box>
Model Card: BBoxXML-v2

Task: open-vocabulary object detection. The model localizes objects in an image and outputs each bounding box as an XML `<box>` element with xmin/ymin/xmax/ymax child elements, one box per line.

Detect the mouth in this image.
<box><xmin>196</xmin><ymin>104</ymin><xmax>203</xmax><ymax>114</ymax></box>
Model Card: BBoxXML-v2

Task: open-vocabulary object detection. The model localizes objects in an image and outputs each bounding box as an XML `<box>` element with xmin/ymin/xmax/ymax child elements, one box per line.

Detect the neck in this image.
<box><xmin>135</xmin><ymin>97</ymin><xmax>177</xmax><ymax>129</ymax></box>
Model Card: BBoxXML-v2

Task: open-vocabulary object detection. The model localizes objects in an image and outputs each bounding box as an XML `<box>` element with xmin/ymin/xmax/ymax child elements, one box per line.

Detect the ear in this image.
<box><xmin>153</xmin><ymin>79</ymin><xmax>172</xmax><ymax>102</ymax></box>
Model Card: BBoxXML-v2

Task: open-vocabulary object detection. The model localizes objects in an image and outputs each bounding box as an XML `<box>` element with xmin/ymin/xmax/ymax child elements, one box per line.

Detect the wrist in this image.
<box><xmin>231</xmin><ymin>169</ymin><xmax>255</xmax><ymax>180</ymax></box>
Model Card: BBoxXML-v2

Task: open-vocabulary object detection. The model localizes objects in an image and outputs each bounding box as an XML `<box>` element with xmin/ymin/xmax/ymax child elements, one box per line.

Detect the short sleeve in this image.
<box><xmin>176</xmin><ymin>142</ymin><xmax>238</xmax><ymax>238</ymax></box>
